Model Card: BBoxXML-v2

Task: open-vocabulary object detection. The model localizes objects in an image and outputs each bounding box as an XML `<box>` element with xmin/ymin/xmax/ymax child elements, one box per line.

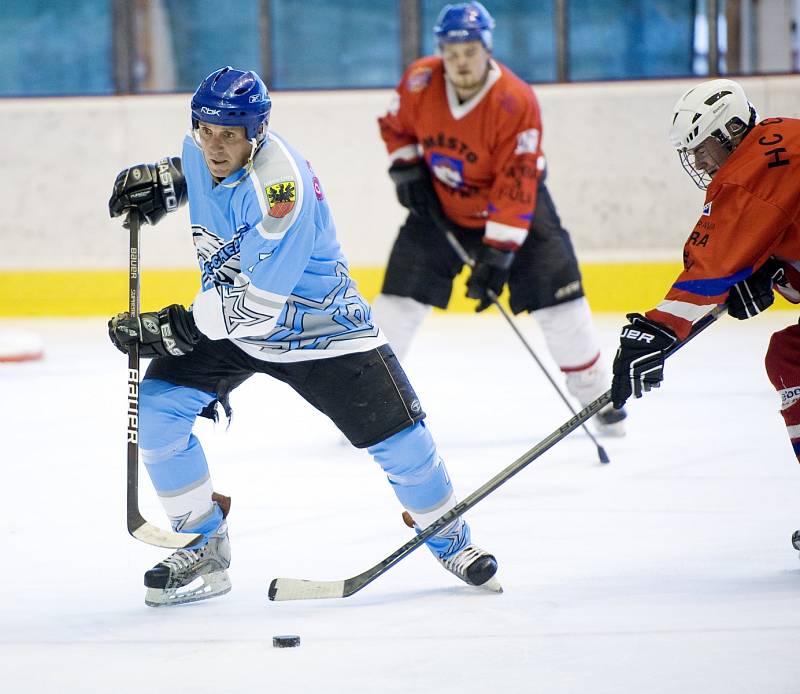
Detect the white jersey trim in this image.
<box><xmin>445</xmin><ymin>60</ymin><xmax>502</xmax><ymax>120</ymax></box>
<box><xmin>485</xmin><ymin>220</ymin><xmax>527</xmax><ymax>247</ymax></box>
<box><xmin>232</xmin><ymin>331</ymin><xmax>388</xmax><ymax>363</ymax></box>
<box><xmin>253</xmin><ymin>133</ymin><xmax>304</xmax><ymax>241</ymax></box>
<box><xmin>389</xmin><ymin>144</ymin><xmax>423</xmax><ymax>164</ymax></box>
<box><xmin>191</xmin><ymin>285</ymin><xmax>284</xmax><ymax>341</ymax></box>
<box><xmin>653</xmin><ymin>299</ymin><xmax>712</xmax><ymax>323</ymax></box>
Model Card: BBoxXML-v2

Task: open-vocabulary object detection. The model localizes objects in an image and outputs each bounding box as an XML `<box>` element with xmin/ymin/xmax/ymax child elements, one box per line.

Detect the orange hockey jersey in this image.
<box><xmin>378</xmin><ymin>56</ymin><xmax>543</xmax><ymax>251</ymax></box>
<box><xmin>647</xmin><ymin>117</ymin><xmax>800</xmax><ymax>340</ymax></box>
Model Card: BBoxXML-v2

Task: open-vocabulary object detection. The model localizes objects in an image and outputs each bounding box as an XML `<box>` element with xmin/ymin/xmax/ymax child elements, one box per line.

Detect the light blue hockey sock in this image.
<box><xmin>368</xmin><ymin>421</ymin><xmax>470</xmax><ymax>558</ymax></box>
<box><xmin>367</xmin><ymin>421</ymin><xmax>451</xmax><ymax>511</ymax></box>
<box><xmin>139</xmin><ymin>378</ymin><xmax>222</xmax><ymax>542</ymax></box>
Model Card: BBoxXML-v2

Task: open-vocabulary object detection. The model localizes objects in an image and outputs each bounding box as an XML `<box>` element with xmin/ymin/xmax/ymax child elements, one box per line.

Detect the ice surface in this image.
<box><xmin>1</xmin><ymin>312</ymin><xmax>799</xmax><ymax>693</ymax></box>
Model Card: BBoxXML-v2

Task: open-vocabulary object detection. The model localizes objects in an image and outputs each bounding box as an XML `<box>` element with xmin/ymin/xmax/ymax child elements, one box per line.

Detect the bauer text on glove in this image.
<box><xmin>611</xmin><ymin>313</ymin><xmax>677</xmax><ymax>409</ymax></box>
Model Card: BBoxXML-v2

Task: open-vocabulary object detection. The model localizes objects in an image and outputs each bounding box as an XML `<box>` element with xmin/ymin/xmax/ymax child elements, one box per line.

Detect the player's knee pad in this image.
<box><xmin>765</xmin><ymin>325</ymin><xmax>800</xmax><ymax>416</ymax></box>
<box><xmin>765</xmin><ymin>325</ymin><xmax>800</xmax><ymax>390</ymax></box>
<box><xmin>765</xmin><ymin>326</ymin><xmax>800</xmax><ymax>460</ymax></box>
<box><xmin>369</xmin><ymin>421</ymin><xmax>437</xmax><ymax>479</ymax></box>
<box><xmin>139</xmin><ymin>378</ymin><xmax>215</xmax><ymax>454</ymax></box>
<box><xmin>368</xmin><ymin>421</ymin><xmax>452</xmax><ymax>511</ymax></box>
<box><xmin>533</xmin><ymin>297</ymin><xmax>602</xmax><ymax>369</ymax></box>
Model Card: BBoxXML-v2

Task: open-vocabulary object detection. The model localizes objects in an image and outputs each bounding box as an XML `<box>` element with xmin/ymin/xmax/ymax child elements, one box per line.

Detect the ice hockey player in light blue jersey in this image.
<box><xmin>107</xmin><ymin>66</ymin><xmax>500</xmax><ymax>606</ymax></box>
<box><xmin>182</xmin><ymin>124</ymin><xmax>380</xmax><ymax>357</ymax></box>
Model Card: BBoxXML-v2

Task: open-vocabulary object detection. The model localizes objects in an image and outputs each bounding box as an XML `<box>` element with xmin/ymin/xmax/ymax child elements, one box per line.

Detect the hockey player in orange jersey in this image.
<box><xmin>372</xmin><ymin>1</ymin><xmax>626</xmax><ymax>435</ymax></box>
<box><xmin>611</xmin><ymin>78</ymin><xmax>800</xmax><ymax>547</ymax></box>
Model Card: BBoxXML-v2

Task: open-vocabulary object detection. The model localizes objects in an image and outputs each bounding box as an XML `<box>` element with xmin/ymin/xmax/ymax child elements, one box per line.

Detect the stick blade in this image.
<box><xmin>268</xmin><ymin>577</ymin><xmax>346</xmax><ymax>601</ymax></box>
<box><xmin>129</xmin><ymin>514</ymin><xmax>202</xmax><ymax>549</ymax></box>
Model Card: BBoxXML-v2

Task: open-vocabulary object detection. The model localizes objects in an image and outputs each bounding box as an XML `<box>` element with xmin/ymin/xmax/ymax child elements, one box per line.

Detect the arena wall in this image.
<box><xmin>1</xmin><ymin>75</ymin><xmax>798</xmax><ymax>315</ymax></box>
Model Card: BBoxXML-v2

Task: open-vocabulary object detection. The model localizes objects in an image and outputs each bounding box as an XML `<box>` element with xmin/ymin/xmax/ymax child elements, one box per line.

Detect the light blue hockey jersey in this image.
<box><xmin>183</xmin><ymin>131</ymin><xmax>385</xmax><ymax>362</ymax></box>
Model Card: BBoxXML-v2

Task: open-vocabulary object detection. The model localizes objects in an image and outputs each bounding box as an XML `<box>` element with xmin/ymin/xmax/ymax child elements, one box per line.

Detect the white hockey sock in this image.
<box><xmin>407</xmin><ymin>491</ymin><xmax>457</xmax><ymax>531</ymax></box>
<box><xmin>532</xmin><ymin>297</ymin><xmax>610</xmax><ymax>405</ymax></box>
<box><xmin>371</xmin><ymin>293</ymin><xmax>431</xmax><ymax>362</ymax></box>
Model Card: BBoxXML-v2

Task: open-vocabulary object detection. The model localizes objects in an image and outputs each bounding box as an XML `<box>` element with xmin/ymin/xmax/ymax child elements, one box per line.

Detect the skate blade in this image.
<box><xmin>477</xmin><ymin>575</ymin><xmax>503</xmax><ymax>593</ymax></box>
<box><xmin>145</xmin><ymin>570</ymin><xmax>231</xmax><ymax>607</ymax></box>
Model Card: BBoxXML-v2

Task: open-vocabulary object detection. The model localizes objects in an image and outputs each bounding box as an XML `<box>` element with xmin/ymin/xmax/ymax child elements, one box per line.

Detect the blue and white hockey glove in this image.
<box><xmin>727</xmin><ymin>259</ymin><xmax>785</xmax><ymax>320</ymax></box>
<box><xmin>611</xmin><ymin>313</ymin><xmax>677</xmax><ymax>409</ymax></box>
<box><xmin>108</xmin><ymin>304</ymin><xmax>200</xmax><ymax>358</ymax></box>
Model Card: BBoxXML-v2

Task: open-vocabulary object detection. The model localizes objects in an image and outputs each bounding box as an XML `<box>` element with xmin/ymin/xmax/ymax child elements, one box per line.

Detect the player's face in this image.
<box><xmin>441</xmin><ymin>41</ymin><xmax>491</xmax><ymax>96</ymax></box>
<box><xmin>195</xmin><ymin>122</ymin><xmax>253</xmax><ymax>179</ymax></box>
<box><xmin>689</xmin><ymin>136</ymin><xmax>731</xmax><ymax>178</ymax></box>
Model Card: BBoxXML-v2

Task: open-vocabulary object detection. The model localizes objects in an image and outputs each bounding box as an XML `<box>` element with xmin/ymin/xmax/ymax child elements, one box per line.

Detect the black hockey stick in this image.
<box><xmin>268</xmin><ymin>304</ymin><xmax>726</xmax><ymax>601</ymax></box>
<box><xmin>125</xmin><ymin>208</ymin><xmax>202</xmax><ymax>549</ymax></box>
<box><xmin>431</xmin><ymin>208</ymin><xmax>610</xmax><ymax>464</ymax></box>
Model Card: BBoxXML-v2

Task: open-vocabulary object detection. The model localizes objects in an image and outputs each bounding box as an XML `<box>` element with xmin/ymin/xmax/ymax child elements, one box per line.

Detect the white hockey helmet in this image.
<box><xmin>669</xmin><ymin>78</ymin><xmax>755</xmax><ymax>151</ymax></box>
<box><xmin>669</xmin><ymin>79</ymin><xmax>757</xmax><ymax>188</ymax></box>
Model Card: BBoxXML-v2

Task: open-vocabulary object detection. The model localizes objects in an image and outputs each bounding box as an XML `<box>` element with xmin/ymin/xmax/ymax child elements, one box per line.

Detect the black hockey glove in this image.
<box><xmin>109</xmin><ymin>157</ymin><xmax>187</xmax><ymax>226</ymax></box>
<box><xmin>466</xmin><ymin>245</ymin><xmax>515</xmax><ymax>312</ymax></box>
<box><xmin>388</xmin><ymin>160</ymin><xmax>440</xmax><ymax>218</ymax></box>
<box><xmin>611</xmin><ymin>313</ymin><xmax>678</xmax><ymax>409</ymax></box>
<box><xmin>108</xmin><ymin>304</ymin><xmax>200</xmax><ymax>358</ymax></box>
<box><xmin>727</xmin><ymin>259</ymin><xmax>785</xmax><ymax>320</ymax></box>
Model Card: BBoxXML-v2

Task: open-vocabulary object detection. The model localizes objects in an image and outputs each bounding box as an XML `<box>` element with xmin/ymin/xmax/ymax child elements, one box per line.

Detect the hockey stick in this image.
<box><xmin>125</xmin><ymin>208</ymin><xmax>202</xmax><ymax>549</ymax></box>
<box><xmin>268</xmin><ymin>304</ymin><xmax>726</xmax><ymax>601</ymax></box>
<box><xmin>431</xmin><ymin>208</ymin><xmax>610</xmax><ymax>464</ymax></box>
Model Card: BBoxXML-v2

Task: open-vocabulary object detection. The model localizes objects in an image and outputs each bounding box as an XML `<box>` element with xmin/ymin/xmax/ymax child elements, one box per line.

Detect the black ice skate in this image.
<box><xmin>144</xmin><ymin>519</ymin><xmax>231</xmax><ymax>607</ymax></box>
<box><xmin>403</xmin><ymin>511</ymin><xmax>502</xmax><ymax>592</ymax></box>
<box><xmin>594</xmin><ymin>403</ymin><xmax>627</xmax><ymax>437</ymax></box>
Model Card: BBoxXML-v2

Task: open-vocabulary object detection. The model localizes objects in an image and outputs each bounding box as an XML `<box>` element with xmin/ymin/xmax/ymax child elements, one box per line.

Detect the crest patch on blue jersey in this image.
<box><xmin>266</xmin><ymin>180</ymin><xmax>297</xmax><ymax>218</ymax></box>
<box><xmin>702</xmin><ymin>201</ymin><xmax>713</xmax><ymax>216</ymax></box>
<box><xmin>430</xmin><ymin>153</ymin><xmax>464</xmax><ymax>189</ymax></box>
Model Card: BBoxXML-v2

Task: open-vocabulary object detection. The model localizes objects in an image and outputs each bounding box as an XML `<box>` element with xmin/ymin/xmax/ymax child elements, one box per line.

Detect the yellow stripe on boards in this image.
<box><xmin>0</xmin><ymin>263</ymin><xmax>796</xmax><ymax>316</ymax></box>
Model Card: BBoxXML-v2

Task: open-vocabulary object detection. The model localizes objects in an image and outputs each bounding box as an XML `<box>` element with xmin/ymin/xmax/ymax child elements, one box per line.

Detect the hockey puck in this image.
<box><xmin>272</xmin><ymin>635</ymin><xmax>301</xmax><ymax>648</ymax></box>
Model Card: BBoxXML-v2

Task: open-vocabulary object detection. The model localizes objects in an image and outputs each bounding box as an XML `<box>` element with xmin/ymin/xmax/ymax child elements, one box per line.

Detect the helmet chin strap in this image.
<box><xmin>218</xmin><ymin>137</ymin><xmax>262</xmax><ymax>188</ymax></box>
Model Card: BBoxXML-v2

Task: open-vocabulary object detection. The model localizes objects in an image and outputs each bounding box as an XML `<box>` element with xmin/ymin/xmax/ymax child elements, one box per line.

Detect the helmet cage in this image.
<box><xmin>670</xmin><ymin>79</ymin><xmax>757</xmax><ymax>190</ymax></box>
<box><xmin>678</xmin><ymin>150</ymin><xmax>713</xmax><ymax>190</ymax></box>
<box><xmin>678</xmin><ymin>114</ymin><xmax>750</xmax><ymax>190</ymax></box>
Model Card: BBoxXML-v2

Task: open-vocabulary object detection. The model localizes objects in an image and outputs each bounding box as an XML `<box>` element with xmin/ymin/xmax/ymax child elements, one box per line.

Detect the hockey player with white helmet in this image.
<box><xmin>611</xmin><ymin>78</ymin><xmax>800</xmax><ymax>552</ymax></box>
<box><xmin>107</xmin><ymin>66</ymin><xmax>500</xmax><ymax>606</ymax></box>
<box><xmin>669</xmin><ymin>78</ymin><xmax>757</xmax><ymax>189</ymax></box>
<box><xmin>373</xmin><ymin>1</ymin><xmax>627</xmax><ymax>435</ymax></box>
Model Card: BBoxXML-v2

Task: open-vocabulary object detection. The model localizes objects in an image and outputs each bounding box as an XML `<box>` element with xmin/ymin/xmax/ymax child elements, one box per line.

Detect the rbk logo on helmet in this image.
<box><xmin>191</xmin><ymin>66</ymin><xmax>272</xmax><ymax>141</ymax></box>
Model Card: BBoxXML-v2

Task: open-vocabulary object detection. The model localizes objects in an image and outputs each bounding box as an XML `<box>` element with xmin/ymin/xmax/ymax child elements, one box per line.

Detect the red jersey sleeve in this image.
<box><xmin>647</xmin><ymin>183</ymin><xmax>790</xmax><ymax>339</ymax></box>
<box><xmin>483</xmin><ymin>86</ymin><xmax>543</xmax><ymax>251</ymax></box>
<box><xmin>378</xmin><ymin>62</ymin><xmax>435</xmax><ymax>164</ymax></box>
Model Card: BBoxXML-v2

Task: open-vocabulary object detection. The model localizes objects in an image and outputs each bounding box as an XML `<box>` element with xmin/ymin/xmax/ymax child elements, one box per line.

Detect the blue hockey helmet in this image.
<box><xmin>433</xmin><ymin>2</ymin><xmax>495</xmax><ymax>50</ymax></box>
<box><xmin>191</xmin><ymin>66</ymin><xmax>271</xmax><ymax>141</ymax></box>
